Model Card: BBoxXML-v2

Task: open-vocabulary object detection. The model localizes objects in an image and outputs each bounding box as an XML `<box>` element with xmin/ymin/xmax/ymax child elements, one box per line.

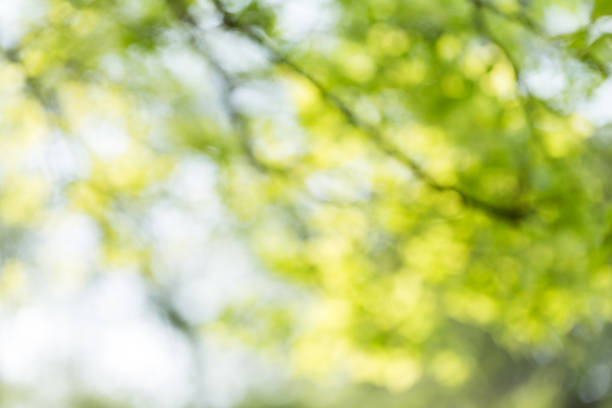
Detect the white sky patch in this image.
<box><xmin>162</xmin><ymin>47</ymin><xmax>211</xmax><ymax>88</ymax></box>
<box><xmin>273</xmin><ymin>0</ymin><xmax>336</xmax><ymax>41</ymax></box>
<box><xmin>158</xmin><ymin>41</ymin><xmax>227</xmax><ymax>117</ymax></box>
<box><xmin>306</xmin><ymin>159</ymin><xmax>373</xmax><ymax>203</ymax></box>
<box><xmin>35</xmin><ymin>212</ymin><xmax>101</xmax><ymax>293</ymax></box>
<box><xmin>168</xmin><ymin>157</ymin><xmax>224</xmax><ymax>215</ymax></box>
<box><xmin>0</xmin><ymin>275</ymin><xmax>194</xmax><ymax>408</ymax></box>
<box><xmin>17</xmin><ymin>132</ymin><xmax>91</xmax><ymax>189</ymax></box>
<box><xmin>232</xmin><ymin>80</ymin><xmax>295</xmax><ymax>117</ymax></box>
<box><xmin>0</xmin><ymin>247</ymin><xmax>287</xmax><ymax>407</ymax></box>
<box><xmin>73</xmin><ymin>276</ymin><xmax>192</xmax><ymax>407</ymax></box>
<box><xmin>201</xmin><ymin>338</ymin><xmax>289</xmax><ymax>408</ymax></box>
<box><xmin>100</xmin><ymin>53</ymin><xmax>127</xmax><ymax>82</ymax></box>
<box><xmin>523</xmin><ymin>57</ymin><xmax>568</xmax><ymax>100</ymax></box>
<box><xmin>0</xmin><ymin>0</ymin><xmax>46</xmax><ymax>49</ymax></box>
<box><xmin>543</xmin><ymin>4</ymin><xmax>591</xmax><ymax>36</ymax></box>
<box><xmin>589</xmin><ymin>16</ymin><xmax>612</xmax><ymax>43</ymax></box>
<box><xmin>579</xmin><ymin>78</ymin><xmax>612</xmax><ymax>126</ymax></box>
<box><xmin>80</xmin><ymin>117</ymin><xmax>131</xmax><ymax>158</ymax></box>
<box><xmin>0</xmin><ymin>305</ymin><xmax>72</xmax><ymax>385</ymax></box>
<box><xmin>44</xmin><ymin>133</ymin><xmax>91</xmax><ymax>182</ymax></box>
<box><xmin>206</xmin><ymin>29</ymin><xmax>270</xmax><ymax>74</ymax></box>
<box><xmin>171</xmin><ymin>238</ymin><xmax>257</xmax><ymax>324</ymax></box>
<box><xmin>79</xmin><ymin>320</ymin><xmax>192</xmax><ymax>407</ymax></box>
<box><xmin>147</xmin><ymin>200</ymin><xmax>215</xmax><ymax>276</ymax></box>
<box><xmin>148</xmin><ymin>158</ymin><xmax>263</xmax><ymax>324</ymax></box>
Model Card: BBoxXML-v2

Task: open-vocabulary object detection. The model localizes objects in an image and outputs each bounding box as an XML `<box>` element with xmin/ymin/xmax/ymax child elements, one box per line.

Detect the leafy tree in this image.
<box><xmin>2</xmin><ymin>0</ymin><xmax>612</xmax><ymax>406</ymax></box>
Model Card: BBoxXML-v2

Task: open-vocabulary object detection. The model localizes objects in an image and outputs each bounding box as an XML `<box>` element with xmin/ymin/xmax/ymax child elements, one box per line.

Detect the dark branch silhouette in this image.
<box><xmin>474</xmin><ymin>0</ymin><xmax>609</xmax><ymax>77</ymax></box>
<box><xmin>207</xmin><ymin>0</ymin><xmax>533</xmax><ymax>222</ymax></box>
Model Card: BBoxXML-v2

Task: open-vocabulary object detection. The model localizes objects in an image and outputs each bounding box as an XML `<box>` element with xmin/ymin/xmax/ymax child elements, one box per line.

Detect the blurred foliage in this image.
<box><xmin>3</xmin><ymin>0</ymin><xmax>612</xmax><ymax>406</ymax></box>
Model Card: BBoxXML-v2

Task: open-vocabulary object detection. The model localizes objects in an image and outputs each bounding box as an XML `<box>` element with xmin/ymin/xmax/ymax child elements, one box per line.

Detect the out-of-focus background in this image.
<box><xmin>2</xmin><ymin>0</ymin><xmax>612</xmax><ymax>407</ymax></box>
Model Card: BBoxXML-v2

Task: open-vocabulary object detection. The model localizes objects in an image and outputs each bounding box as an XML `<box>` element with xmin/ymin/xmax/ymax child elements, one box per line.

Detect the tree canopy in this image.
<box><xmin>2</xmin><ymin>0</ymin><xmax>612</xmax><ymax>406</ymax></box>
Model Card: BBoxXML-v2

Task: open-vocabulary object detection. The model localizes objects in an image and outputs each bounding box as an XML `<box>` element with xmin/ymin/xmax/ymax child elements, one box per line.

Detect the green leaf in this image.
<box><xmin>237</xmin><ymin>1</ymin><xmax>277</xmax><ymax>36</ymax></box>
<box><xmin>556</xmin><ymin>28</ymin><xmax>589</xmax><ymax>50</ymax></box>
<box><xmin>587</xmin><ymin>33</ymin><xmax>612</xmax><ymax>66</ymax></box>
<box><xmin>593</xmin><ymin>0</ymin><xmax>612</xmax><ymax>19</ymax></box>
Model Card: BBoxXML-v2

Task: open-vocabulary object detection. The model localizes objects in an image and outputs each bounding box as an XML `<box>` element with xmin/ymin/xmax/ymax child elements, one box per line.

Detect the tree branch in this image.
<box><xmin>476</xmin><ymin>0</ymin><xmax>609</xmax><ymax>77</ymax></box>
<box><xmin>208</xmin><ymin>0</ymin><xmax>532</xmax><ymax>222</ymax></box>
<box><xmin>472</xmin><ymin>1</ymin><xmax>537</xmax><ymax>207</ymax></box>
<box><xmin>167</xmin><ymin>0</ymin><xmax>289</xmax><ymax>174</ymax></box>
